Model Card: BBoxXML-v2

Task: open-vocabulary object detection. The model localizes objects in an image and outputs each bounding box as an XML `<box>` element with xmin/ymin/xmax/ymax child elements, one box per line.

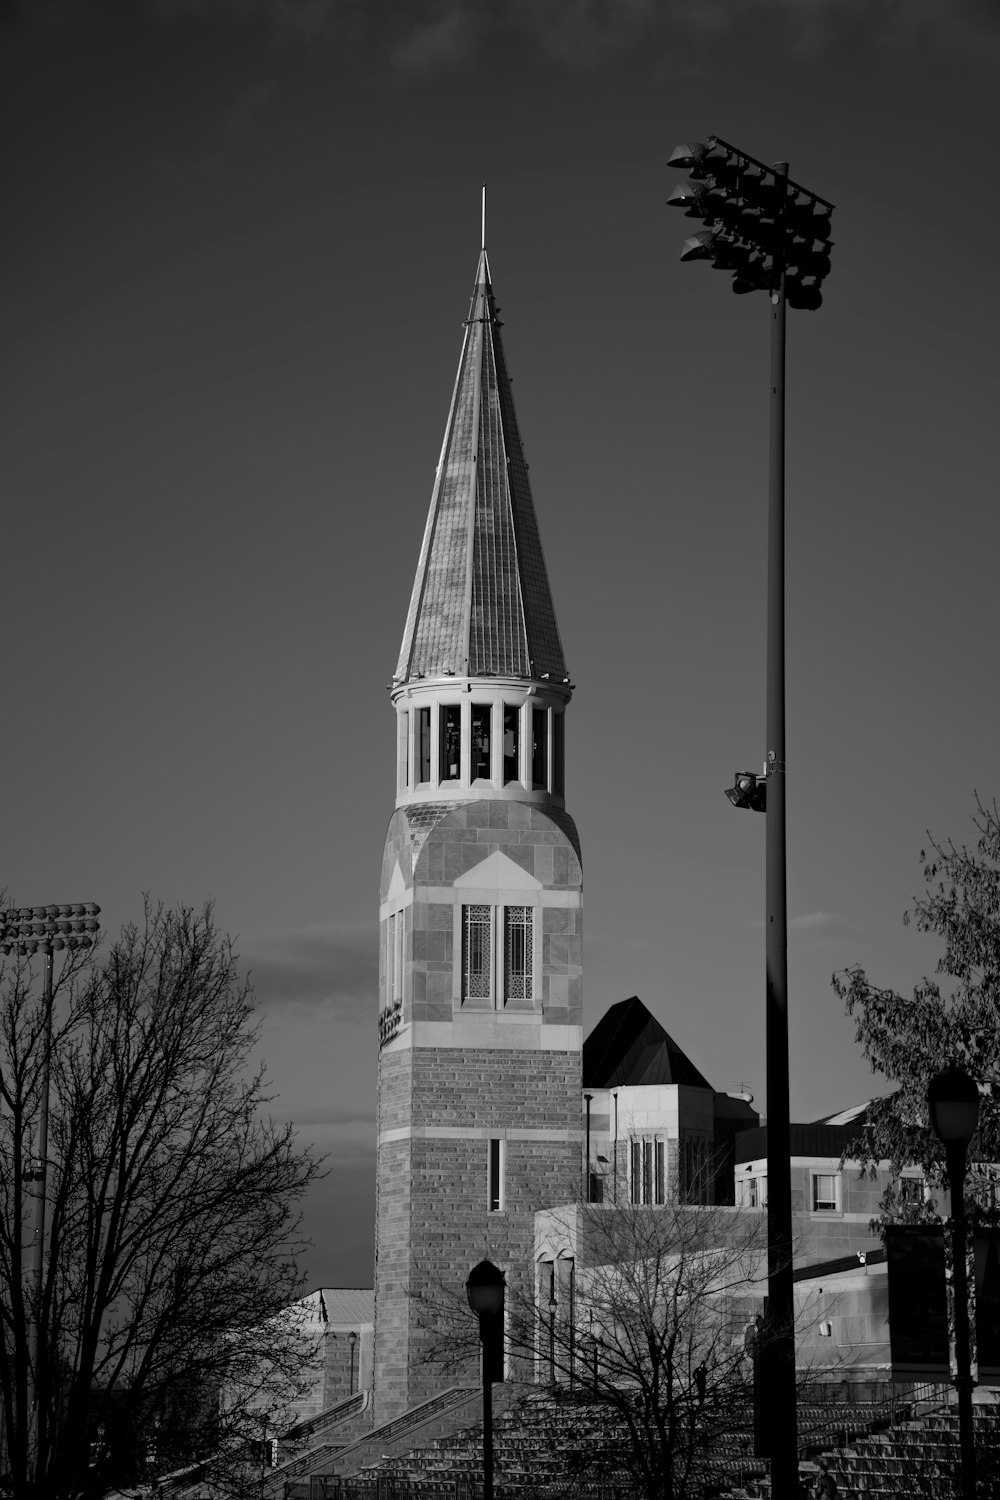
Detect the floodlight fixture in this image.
<box><xmin>725</xmin><ymin>771</ymin><xmax>766</xmax><ymax>813</ymax></box>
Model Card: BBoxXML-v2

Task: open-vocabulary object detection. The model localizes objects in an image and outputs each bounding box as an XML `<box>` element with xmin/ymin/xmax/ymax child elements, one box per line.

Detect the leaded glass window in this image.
<box><xmin>462</xmin><ymin>905</ymin><xmax>492</xmax><ymax>1000</ymax></box>
<box><xmin>504</xmin><ymin>906</ymin><xmax>532</xmax><ymax>1000</ymax></box>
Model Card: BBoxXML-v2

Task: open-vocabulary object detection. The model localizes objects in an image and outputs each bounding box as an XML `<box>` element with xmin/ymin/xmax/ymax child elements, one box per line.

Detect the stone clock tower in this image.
<box><xmin>373</xmin><ymin>245</ymin><xmax>583</xmax><ymax>1423</ymax></box>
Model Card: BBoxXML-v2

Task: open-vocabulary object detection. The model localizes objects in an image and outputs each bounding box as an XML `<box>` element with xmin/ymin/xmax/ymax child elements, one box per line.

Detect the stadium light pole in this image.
<box><xmin>668</xmin><ymin>135</ymin><xmax>834</xmax><ymax>1500</ymax></box>
<box><xmin>0</xmin><ymin>903</ymin><xmax>101</xmax><ymax>1476</ymax></box>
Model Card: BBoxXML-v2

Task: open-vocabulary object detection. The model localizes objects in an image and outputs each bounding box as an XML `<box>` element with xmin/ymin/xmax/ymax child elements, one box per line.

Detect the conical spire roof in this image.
<box><xmin>395</xmin><ymin>250</ymin><xmax>567</xmax><ymax>685</ymax></box>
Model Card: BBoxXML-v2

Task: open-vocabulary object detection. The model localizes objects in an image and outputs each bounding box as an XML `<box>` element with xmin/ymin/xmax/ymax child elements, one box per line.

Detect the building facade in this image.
<box><xmin>373</xmin><ymin>247</ymin><xmax>584</xmax><ymax>1423</ymax></box>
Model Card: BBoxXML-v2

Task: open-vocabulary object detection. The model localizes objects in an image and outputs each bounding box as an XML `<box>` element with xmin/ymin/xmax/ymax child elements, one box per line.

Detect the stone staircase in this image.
<box><xmin>284</xmin><ymin>1388</ymin><xmax>768</xmax><ymax>1498</ymax></box>
<box><xmin>272</xmin><ymin>1386</ymin><xmax>1000</xmax><ymax>1499</ymax></box>
<box><xmin>265</xmin><ymin>1387</ymin><xmax>481</xmax><ymax>1496</ymax></box>
<box><xmin>819</xmin><ymin>1403</ymin><xmax>1000</xmax><ymax>1500</ymax></box>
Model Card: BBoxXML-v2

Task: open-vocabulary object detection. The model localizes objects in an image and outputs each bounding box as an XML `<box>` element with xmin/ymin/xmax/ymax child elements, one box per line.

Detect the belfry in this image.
<box><xmin>374</xmin><ymin>242</ymin><xmax>584</xmax><ymax>1422</ymax></box>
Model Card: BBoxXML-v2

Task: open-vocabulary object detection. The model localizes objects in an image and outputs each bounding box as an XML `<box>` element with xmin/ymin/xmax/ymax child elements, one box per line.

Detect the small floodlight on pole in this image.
<box><xmin>929</xmin><ymin>1066</ymin><xmax>980</xmax><ymax>1500</ymax></box>
<box><xmin>0</xmin><ymin>903</ymin><xmax>101</xmax><ymax>1476</ymax></box>
<box><xmin>668</xmin><ymin>133</ymin><xmax>834</xmax><ymax>1500</ymax></box>
<box><xmin>466</xmin><ymin>1259</ymin><xmax>505</xmax><ymax>1500</ymax></box>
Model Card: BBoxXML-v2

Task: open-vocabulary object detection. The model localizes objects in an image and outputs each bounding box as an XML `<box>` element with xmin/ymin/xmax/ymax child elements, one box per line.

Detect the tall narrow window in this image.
<box><xmin>503</xmin><ymin>705</ymin><xmax>520</xmax><ymax>785</ymax></box>
<box><xmin>680</xmin><ymin>1140</ymin><xmax>710</xmax><ymax>1205</ymax></box>
<box><xmin>630</xmin><ymin>1138</ymin><xmax>667</xmax><ymax>1204</ymax></box>
<box><xmin>398</xmin><ymin>711</ymin><xmax>410</xmax><ymax>790</ymax></box>
<box><xmin>488</xmin><ymin>1138</ymin><xmax>504</xmax><ymax>1212</ymax></box>
<box><xmin>462</xmin><ymin>905</ymin><xmax>492</xmax><ymax>1001</ymax></box>
<box><xmin>553</xmin><ymin>712</ymin><xmax>565</xmax><ymax>797</ymax></box>
<box><xmin>471</xmin><ymin>704</ymin><xmax>492</xmax><ymax>780</ymax></box>
<box><xmin>418</xmin><ymin>707</ymin><xmax>432</xmax><ymax>784</ymax></box>
<box><xmin>531</xmin><ymin>707</ymin><xmax>548</xmax><ymax>790</ymax></box>
<box><xmin>391</xmin><ymin>912</ymin><xmax>403</xmax><ymax>1003</ymax></box>
<box><xmin>504</xmin><ymin>906</ymin><xmax>533</xmax><ymax>1001</ymax></box>
<box><xmin>440</xmin><ymin>705</ymin><xmax>461</xmax><ymax>781</ymax></box>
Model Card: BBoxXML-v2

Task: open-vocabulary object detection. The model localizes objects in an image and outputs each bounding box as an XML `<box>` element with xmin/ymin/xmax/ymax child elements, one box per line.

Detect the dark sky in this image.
<box><xmin>2</xmin><ymin>0</ymin><xmax>999</xmax><ymax>1288</ymax></box>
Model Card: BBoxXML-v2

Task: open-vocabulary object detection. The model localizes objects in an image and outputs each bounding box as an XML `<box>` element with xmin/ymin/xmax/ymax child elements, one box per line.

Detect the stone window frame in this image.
<box><xmin>456</xmin><ymin>899</ymin><xmax>542</xmax><ymax>1011</ymax></box>
<box><xmin>811</xmin><ymin>1169</ymin><xmax>842</xmax><ymax>1213</ymax></box>
<box><xmin>898</xmin><ymin>1172</ymin><xmax>927</xmax><ymax>1205</ymax></box>
<box><xmin>488</xmin><ymin>1136</ymin><xmax>505</xmax><ymax>1213</ymax></box>
<box><xmin>628</xmin><ymin>1136</ymin><xmax>668</xmax><ymax>1206</ymax></box>
<box><xmin>737</xmin><ymin>1172</ymin><xmax>767</xmax><ymax>1209</ymax></box>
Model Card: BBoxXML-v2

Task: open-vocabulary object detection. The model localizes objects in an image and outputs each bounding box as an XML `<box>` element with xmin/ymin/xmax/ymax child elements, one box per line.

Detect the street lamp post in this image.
<box><xmin>668</xmin><ymin>136</ymin><xmax>834</xmax><ymax>1500</ymax></box>
<box><xmin>466</xmin><ymin>1259</ymin><xmax>505</xmax><ymax>1500</ymax></box>
<box><xmin>929</xmin><ymin>1065</ymin><xmax>981</xmax><ymax>1500</ymax></box>
<box><xmin>348</xmin><ymin>1330</ymin><xmax>358</xmax><ymax>1396</ymax></box>
<box><xmin>0</xmin><ymin>903</ymin><xmax>101</xmax><ymax>1477</ymax></box>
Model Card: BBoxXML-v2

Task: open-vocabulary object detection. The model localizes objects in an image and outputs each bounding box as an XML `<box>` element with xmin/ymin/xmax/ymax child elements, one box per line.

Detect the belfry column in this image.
<box><xmin>373</xmin><ymin>244</ymin><xmax>583</xmax><ymax>1424</ymax></box>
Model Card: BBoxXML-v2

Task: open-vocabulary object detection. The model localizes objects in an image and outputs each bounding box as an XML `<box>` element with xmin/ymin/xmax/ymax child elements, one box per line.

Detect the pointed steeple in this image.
<box><xmin>395</xmin><ymin>250</ymin><xmax>567</xmax><ymax>686</ymax></box>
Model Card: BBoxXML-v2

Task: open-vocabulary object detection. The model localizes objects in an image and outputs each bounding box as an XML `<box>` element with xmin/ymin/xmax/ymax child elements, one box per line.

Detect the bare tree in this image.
<box><xmin>0</xmin><ymin>899</ymin><xmax>323</xmax><ymax>1500</ymax></box>
<box><xmin>523</xmin><ymin>1198</ymin><xmax>768</xmax><ymax>1500</ymax></box>
<box><xmin>416</xmin><ymin>1190</ymin><xmax>769</xmax><ymax>1500</ymax></box>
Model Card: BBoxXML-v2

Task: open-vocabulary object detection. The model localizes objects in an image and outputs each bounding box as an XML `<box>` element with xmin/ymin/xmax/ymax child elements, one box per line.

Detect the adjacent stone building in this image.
<box><xmin>374</xmin><ymin>245</ymin><xmax>584</xmax><ymax>1424</ymax></box>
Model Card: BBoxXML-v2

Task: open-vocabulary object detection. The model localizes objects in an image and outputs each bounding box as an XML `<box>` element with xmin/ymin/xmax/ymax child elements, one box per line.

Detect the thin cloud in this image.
<box><xmin>743</xmin><ymin>910</ymin><xmax>858</xmax><ymax>944</ymax></box>
<box><xmin>145</xmin><ymin>0</ymin><xmax>998</xmax><ymax>68</ymax></box>
<box><xmin>240</xmin><ymin>922</ymin><xmax>376</xmax><ymax>1013</ymax></box>
<box><xmin>788</xmin><ymin>911</ymin><xmax>859</xmax><ymax>942</ymax></box>
<box><xmin>274</xmin><ymin>1104</ymin><xmax>376</xmax><ymax>1128</ymax></box>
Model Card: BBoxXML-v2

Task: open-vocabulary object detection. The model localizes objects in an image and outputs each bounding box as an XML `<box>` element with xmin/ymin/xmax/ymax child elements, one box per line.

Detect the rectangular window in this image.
<box><xmin>553</xmin><ymin>712</ymin><xmax>565</xmax><ymax>797</ymax></box>
<box><xmin>630</xmin><ymin>1138</ymin><xmax>666</xmax><ymax>1205</ymax></box>
<box><xmin>462</xmin><ymin>905</ymin><xmax>492</xmax><ymax>1001</ymax></box>
<box><xmin>504</xmin><ymin>906</ymin><xmax>533</xmax><ymax>1000</ymax></box>
<box><xmin>589</xmin><ymin>1171</ymin><xmax>604</xmax><ymax>1205</ymax></box>
<box><xmin>471</xmin><ymin>704</ymin><xmax>492</xmax><ymax>780</ymax></box>
<box><xmin>418</xmin><ymin>707</ymin><xmax>432</xmax><ymax>784</ymax></box>
<box><xmin>812</xmin><ymin>1172</ymin><xmax>840</xmax><ymax>1212</ymax></box>
<box><xmin>899</xmin><ymin>1175</ymin><xmax>925</xmax><ymax>1205</ymax></box>
<box><xmin>739</xmin><ymin>1174</ymin><xmax>765</xmax><ymax>1209</ymax></box>
<box><xmin>488</xmin><ymin>1138</ymin><xmax>504</xmax><ymax>1212</ymax></box>
<box><xmin>737</xmin><ymin>1176</ymin><xmax>754</xmax><ymax>1208</ymax></box>
<box><xmin>531</xmin><ymin>707</ymin><xmax>548</xmax><ymax>790</ymax></box>
<box><xmin>680</xmin><ymin>1139</ymin><xmax>709</xmax><ymax>1205</ymax></box>
<box><xmin>503</xmin><ymin>705</ymin><xmax>520</xmax><ymax>785</ymax></box>
<box><xmin>391</xmin><ymin>912</ymin><xmax>403</xmax><ymax>1003</ymax></box>
<box><xmin>399</xmin><ymin>711</ymin><xmax>409</xmax><ymax>790</ymax></box>
<box><xmin>440</xmin><ymin>704</ymin><xmax>461</xmax><ymax>781</ymax></box>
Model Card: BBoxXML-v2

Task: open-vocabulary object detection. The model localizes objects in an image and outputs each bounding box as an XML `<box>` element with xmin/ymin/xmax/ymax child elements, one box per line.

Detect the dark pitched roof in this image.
<box><xmin>395</xmin><ymin>249</ymin><xmax>567</xmax><ymax>685</ymax></box>
<box><xmin>734</xmin><ymin>1121</ymin><xmax>863</xmax><ymax>1163</ymax></box>
<box><xmin>583</xmin><ymin>996</ymin><xmax>713</xmax><ymax>1091</ymax></box>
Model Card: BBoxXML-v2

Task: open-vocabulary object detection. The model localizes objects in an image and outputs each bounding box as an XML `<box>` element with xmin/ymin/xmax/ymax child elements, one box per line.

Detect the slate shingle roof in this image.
<box><xmin>583</xmin><ymin>996</ymin><xmax>714</xmax><ymax>1091</ymax></box>
<box><xmin>395</xmin><ymin>251</ymin><xmax>567</xmax><ymax>685</ymax></box>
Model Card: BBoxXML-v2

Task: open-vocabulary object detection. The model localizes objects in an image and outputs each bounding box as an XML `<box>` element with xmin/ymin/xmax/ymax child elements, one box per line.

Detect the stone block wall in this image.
<box><xmin>375</xmin><ymin>1045</ymin><xmax>582</xmax><ymax>1422</ymax></box>
<box><xmin>374</xmin><ymin>797</ymin><xmax>584</xmax><ymax>1427</ymax></box>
